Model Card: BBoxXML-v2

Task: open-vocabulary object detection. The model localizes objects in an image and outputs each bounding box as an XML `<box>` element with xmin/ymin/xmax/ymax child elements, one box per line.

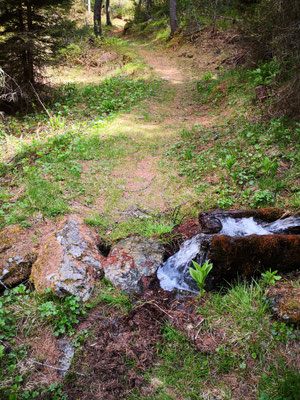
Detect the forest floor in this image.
<box><xmin>0</xmin><ymin>18</ymin><xmax>299</xmax><ymax>400</ymax></box>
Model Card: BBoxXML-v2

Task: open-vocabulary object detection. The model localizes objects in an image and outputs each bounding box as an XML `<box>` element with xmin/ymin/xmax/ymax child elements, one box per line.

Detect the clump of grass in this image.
<box><xmin>85</xmin><ymin>213</ymin><xmax>175</xmax><ymax>242</ymax></box>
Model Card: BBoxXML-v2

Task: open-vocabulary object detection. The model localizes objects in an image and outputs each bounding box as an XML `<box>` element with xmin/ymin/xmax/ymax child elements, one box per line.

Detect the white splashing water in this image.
<box><xmin>265</xmin><ymin>216</ymin><xmax>300</xmax><ymax>233</ymax></box>
<box><xmin>219</xmin><ymin>217</ymin><xmax>269</xmax><ymax>236</ymax></box>
<box><xmin>157</xmin><ymin>234</ymin><xmax>204</xmax><ymax>293</ymax></box>
<box><xmin>157</xmin><ymin>216</ymin><xmax>299</xmax><ymax>293</ymax></box>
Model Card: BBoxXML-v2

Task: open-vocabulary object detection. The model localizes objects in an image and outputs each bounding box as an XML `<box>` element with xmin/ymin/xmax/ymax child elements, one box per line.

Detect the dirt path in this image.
<box><xmin>71</xmin><ymin>39</ymin><xmax>217</xmax><ymax>227</ymax></box>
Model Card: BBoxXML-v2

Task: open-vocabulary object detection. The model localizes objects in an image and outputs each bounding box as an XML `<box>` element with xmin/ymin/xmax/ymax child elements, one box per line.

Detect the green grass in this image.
<box><xmin>0</xmin><ymin>75</ymin><xmax>160</xmax><ymax>227</ymax></box>
<box><xmin>85</xmin><ymin>212</ymin><xmax>176</xmax><ymax>243</ymax></box>
<box><xmin>165</xmin><ymin>118</ymin><xmax>300</xmax><ymax>210</ymax></box>
<box><xmin>130</xmin><ymin>280</ymin><xmax>299</xmax><ymax>400</ymax></box>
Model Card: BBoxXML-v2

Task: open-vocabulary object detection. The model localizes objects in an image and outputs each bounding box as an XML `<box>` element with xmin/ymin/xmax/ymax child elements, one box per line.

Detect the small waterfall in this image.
<box><xmin>157</xmin><ymin>215</ymin><xmax>300</xmax><ymax>293</ymax></box>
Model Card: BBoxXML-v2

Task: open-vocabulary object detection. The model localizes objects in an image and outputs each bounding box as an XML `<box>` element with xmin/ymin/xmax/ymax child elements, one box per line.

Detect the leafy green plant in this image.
<box><xmin>247</xmin><ymin>58</ymin><xmax>280</xmax><ymax>86</ymax></box>
<box><xmin>261</xmin><ymin>269</ymin><xmax>281</xmax><ymax>286</ymax></box>
<box><xmin>251</xmin><ymin>189</ymin><xmax>274</xmax><ymax>207</ymax></box>
<box><xmin>225</xmin><ymin>154</ymin><xmax>236</xmax><ymax>172</ymax></box>
<box><xmin>189</xmin><ymin>259</ymin><xmax>213</xmax><ymax>294</ymax></box>
<box><xmin>37</xmin><ymin>293</ymin><xmax>87</xmax><ymax>336</ymax></box>
<box><xmin>262</xmin><ymin>157</ymin><xmax>279</xmax><ymax>179</ymax></box>
<box><xmin>270</xmin><ymin>321</ymin><xmax>297</xmax><ymax>343</ymax></box>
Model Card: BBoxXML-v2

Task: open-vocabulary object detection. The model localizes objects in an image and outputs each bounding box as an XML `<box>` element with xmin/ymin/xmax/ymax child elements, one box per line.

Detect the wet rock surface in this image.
<box><xmin>267</xmin><ymin>279</ymin><xmax>300</xmax><ymax>324</ymax></box>
<box><xmin>159</xmin><ymin>210</ymin><xmax>300</xmax><ymax>293</ymax></box>
<box><xmin>0</xmin><ymin>225</ymin><xmax>38</xmax><ymax>287</ymax></box>
<box><xmin>206</xmin><ymin>234</ymin><xmax>300</xmax><ymax>287</ymax></box>
<box><xmin>30</xmin><ymin>216</ymin><xmax>103</xmax><ymax>301</ymax></box>
<box><xmin>199</xmin><ymin>209</ymin><xmax>300</xmax><ymax>235</ymax></box>
<box><xmin>103</xmin><ymin>236</ymin><xmax>164</xmax><ymax>295</ymax></box>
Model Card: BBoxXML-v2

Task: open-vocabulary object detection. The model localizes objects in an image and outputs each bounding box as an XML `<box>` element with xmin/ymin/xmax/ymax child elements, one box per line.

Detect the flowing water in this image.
<box><xmin>157</xmin><ymin>216</ymin><xmax>300</xmax><ymax>293</ymax></box>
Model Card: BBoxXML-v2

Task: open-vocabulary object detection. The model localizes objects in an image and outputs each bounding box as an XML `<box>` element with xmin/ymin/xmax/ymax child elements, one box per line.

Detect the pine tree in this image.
<box><xmin>0</xmin><ymin>0</ymin><xmax>73</xmax><ymax>89</ymax></box>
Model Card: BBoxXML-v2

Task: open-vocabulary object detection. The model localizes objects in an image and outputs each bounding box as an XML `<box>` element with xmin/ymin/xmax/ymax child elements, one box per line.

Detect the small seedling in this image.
<box><xmin>189</xmin><ymin>259</ymin><xmax>213</xmax><ymax>295</ymax></box>
<box><xmin>261</xmin><ymin>269</ymin><xmax>281</xmax><ymax>286</ymax></box>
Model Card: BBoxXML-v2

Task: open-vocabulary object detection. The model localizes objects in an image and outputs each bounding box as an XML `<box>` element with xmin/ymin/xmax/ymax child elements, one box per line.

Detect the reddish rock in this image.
<box><xmin>103</xmin><ymin>236</ymin><xmax>164</xmax><ymax>295</ymax></box>
<box><xmin>31</xmin><ymin>216</ymin><xmax>103</xmax><ymax>301</ymax></box>
<box><xmin>267</xmin><ymin>279</ymin><xmax>300</xmax><ymax>324</ymax></box>
<box><xmin>0</xmin><ymin>225</ymin><xmax>38</xmax><ymax>287</ymax></box>
<box><xmin>206</xmin><ymin>234</ymin><xmax>300</xmax><ymax>286</ymax></box>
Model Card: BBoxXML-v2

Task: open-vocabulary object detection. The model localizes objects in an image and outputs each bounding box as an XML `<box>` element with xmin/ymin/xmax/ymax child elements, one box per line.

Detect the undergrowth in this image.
<box><xmin>166</xmin><ymin>118</ymin><xmax>299</xmax><ymax>210</ymax></box>
<box><xmin>130</xmin><ymin>280</ymin><xmax>300</xmax><ymax>400</ymax></box>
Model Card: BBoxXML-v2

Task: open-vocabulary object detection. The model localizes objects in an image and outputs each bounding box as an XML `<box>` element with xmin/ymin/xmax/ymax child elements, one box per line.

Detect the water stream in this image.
<box><xmin>157</xmin><ymin>216</ymin><xmax>300</xmax><ymax>293</ymax></box>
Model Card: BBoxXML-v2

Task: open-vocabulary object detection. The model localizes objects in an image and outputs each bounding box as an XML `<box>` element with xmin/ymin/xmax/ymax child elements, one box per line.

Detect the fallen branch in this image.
<box><xmin>134</xmin><ymin>301</ymin><xmax>174</xmax><ymax>320</ymax></box>
<box><xmin>29</xmin><ymin>359</ymin><xmax>87</xmax><ymax>377</ymax></box>
<box><xmin>29</xmin><ymin>81</ymin><xmax>51</xmax><ymax>118</ymax></box>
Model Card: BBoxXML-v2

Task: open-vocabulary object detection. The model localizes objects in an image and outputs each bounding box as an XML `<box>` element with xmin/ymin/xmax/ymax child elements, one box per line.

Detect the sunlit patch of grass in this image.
<box><xmin>85</xmin><ymin>212</ymin><xmax>175</xmax><ymax>242</ymax></box>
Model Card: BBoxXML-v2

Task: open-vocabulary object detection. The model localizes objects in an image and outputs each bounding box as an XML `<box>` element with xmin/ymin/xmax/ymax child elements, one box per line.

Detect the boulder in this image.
<box><xmin>0</xmin><ymin>225</ymin><xmax>38</xmax><ymax>287</ymax></box>
<box><xmin>103</xmin><ymin>236</ymin><xmax>164</xmax><ymax>295</ymax></box>
<box><xmin>30</xmin><ymin>216</ymin><xmax>103</xmax><ymax>301</ymax></box>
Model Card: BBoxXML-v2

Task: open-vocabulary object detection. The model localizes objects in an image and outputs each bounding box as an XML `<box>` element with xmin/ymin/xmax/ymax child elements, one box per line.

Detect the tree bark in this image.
<box><xmin>25</xmin><ymin>1</ymin><xmax>34</xmax><ymax>83</ymax></box>
<box><xmin>106</xmin><ymin>0</ymin><xmax>112</xmax><ymax>26</ymax></box>
<box><xmin>94</xmin><ymin>0</ymin><xmax>103</xmax><ymax>37</ymax></box>
<box><xmin>169</xmin><ymin>0</ymin><xmax>178</xmax><ymax>36</ymax></box>
<box><xmin>146</xmin><ymin>0</ymin><xmax>152</xmax><ymax>11</ymax></box>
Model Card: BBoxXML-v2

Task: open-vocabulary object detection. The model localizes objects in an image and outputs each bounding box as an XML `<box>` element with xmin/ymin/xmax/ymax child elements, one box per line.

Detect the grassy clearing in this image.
<box><xmin>0</xmin><ymin>40</ymin><xmax>162</xmax><ymax>228</ymax></box>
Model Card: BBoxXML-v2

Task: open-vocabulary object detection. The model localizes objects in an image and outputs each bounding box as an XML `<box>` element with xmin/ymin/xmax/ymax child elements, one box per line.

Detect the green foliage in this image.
<box><xmin>258</xmin><ymin>363</ymin><xmax>300</xmax><ymax>400</ymax></box>
<box><xmin>86</xmin><ymin>213</ymin><xmax>175</xmax><ymax>242</ymax></box>
<box><xmin>189</xmin><ymin>259</ymin><xmax>213</xmax><ymax>294</ymax></box>
<box><xmin>251</xmin><ymin>189</ymin><xmax>274</xmax><ymax>207</ymax></box>
<box><xmin>261</xmin><ymin>269</ymin><xmax>281</xmax><ymax>286</ymax></box>
<box><xmin>21</xmin><ymin>383</ymin><xmax>67</xmax><ymax>400</ymax></box>
<box><xmin>270</xmin><ymin>321</ymin><xmax>297</xmax><ymax>343</ymax></box>
<box><xmin>37</xmin><ymin>292</ymin><xmax>87</xmax><ymax>337</ymax></box>
<box><xmin>0</xmin><ymin>284</ymin><xmax>88</xmax><ymax>397</ymax></box>
<box><xmin>88</xmin><ymin>280</ymin><xmax>133</xmax><ymax>312</ymax></box>
<box><xmin>166</xmin><ymin>118</ymin><xmax>298</xmax><ymax>210</ymax></box>
<box><xmin>58</xmin><ymin>44</ymin><xmax>82</xmax><ymax>63</ymax></box>
<box><xmin>0</xmin><ymin>76</ymin><xmax>159</xmax><ymax>227</ymax></box>
<box><xmin>247</xmin><ymin>58</ymin><xmax>281</xmax><ymax>87</ymax></box>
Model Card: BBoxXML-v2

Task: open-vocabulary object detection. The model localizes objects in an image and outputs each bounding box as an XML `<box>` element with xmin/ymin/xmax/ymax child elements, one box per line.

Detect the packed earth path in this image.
<box><xmin>69</xmin><ymin>32</ymin><xmax>220</xmax><ymax>229</ymax></box>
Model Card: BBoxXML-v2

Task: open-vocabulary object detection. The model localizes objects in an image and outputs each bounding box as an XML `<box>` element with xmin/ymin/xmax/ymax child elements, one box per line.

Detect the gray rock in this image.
<box><xmin>104</xmin><ymin>236</ymin><xmax>164</xmax><ymax>295</ymax></box>
<box><xmin>31</xmin><ymin>216</ymin><xmax>103</xmax><ymax>301</ymax></box>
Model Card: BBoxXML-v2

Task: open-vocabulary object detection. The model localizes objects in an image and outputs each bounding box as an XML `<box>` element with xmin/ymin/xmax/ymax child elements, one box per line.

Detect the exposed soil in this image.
<box><xmin>63</xmin><ymin>291</ymin><xmax>224</xmax><ymax>399</ymax></box>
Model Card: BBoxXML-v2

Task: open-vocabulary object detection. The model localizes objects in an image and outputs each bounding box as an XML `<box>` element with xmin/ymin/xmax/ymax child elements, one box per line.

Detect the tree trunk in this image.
<box><xmin>169</xmin><ymin>0</ymin><xmax>178</xmax><ymax>36</ymax></box>
<box><xmin>146</xmin><ymin>0</ymin><xmax>152</xmax><ymax>11</ymax></box>
<box><xmin>94</xmin><ymin>0</ymin><xmax>103</xmax><ymax>37</ymax></box>
<box><xmin>25</xmin><ymin>1</ymin><xmax>34</xmax><ymax>83</ymax></box>
<box><xmin>106</xmin><ymin>0</ymin><xmax>112</xmax><ymax>26</ymax></box>
<box><xmin>213</xmin><ymin>0</ymin><xmax>218</xmax><ymax>32</ymax></box>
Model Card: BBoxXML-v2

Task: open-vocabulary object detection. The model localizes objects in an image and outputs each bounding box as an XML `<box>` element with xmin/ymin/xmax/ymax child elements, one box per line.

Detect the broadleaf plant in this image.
<box><xmin>189</xmin><ymin>259</ymin><xmax>213</xmax><ymax>295</ymax></box>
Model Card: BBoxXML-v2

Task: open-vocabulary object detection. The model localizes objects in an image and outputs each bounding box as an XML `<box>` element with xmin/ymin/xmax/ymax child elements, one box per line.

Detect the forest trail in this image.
<box><xmin>72</xmin><ymin>36</ymin><xmax>216</xmax><ymax>227</ymax></box>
